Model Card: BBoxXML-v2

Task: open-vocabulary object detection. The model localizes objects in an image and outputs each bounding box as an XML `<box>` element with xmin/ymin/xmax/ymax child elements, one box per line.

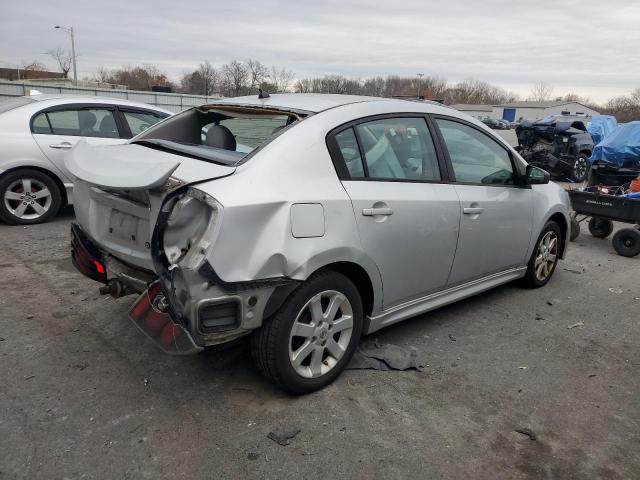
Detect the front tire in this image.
<box><xmin>251</xmin><ymin>271</ymin><xmax>363</xmax><ymax>394</ymax></box>
<box><xmin>521</xmin><ymin>221</ymin><xmax>562</xmax><ymax>288</ymax></box>
<box><xmin>0</xmin><ymin>169</ymin><xmax>62</xmax><ymax>225</ymax></box>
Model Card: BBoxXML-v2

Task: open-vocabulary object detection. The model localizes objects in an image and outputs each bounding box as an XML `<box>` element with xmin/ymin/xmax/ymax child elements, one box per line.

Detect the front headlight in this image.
<box><xmin>162</xmin><ymin>187</ymin><xmax>222</xmax><ymax>267</ymax></box>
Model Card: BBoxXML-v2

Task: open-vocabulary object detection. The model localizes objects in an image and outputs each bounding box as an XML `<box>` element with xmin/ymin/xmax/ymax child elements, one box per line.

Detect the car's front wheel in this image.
<box><xmin>521</xmin><ymin>221</ymin><xmax>562</xmax><ymax>288</ymax></box>
<box><xmin>251</xmin><ymin>271</ymin><xmax>363</xmax><ymax>394</ymax></box>
<box><xmin>0</xmin><ymin>169</ymin><xmax>62</xmax><ymax>225</ymax></box>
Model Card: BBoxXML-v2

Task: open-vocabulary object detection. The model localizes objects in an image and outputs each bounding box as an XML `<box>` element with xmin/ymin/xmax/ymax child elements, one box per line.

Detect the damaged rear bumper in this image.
<box><xmin>71</xmin><ymin>223</ymin><xmax>297</xmax><ymax>354</ymax></box>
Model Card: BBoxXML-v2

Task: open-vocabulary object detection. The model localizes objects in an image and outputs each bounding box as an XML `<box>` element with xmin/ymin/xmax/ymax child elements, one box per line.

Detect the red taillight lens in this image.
<box><xmin>70</xmin><ymin>224</ymin><xmax>107</xmax><ymax>284</ymax></box>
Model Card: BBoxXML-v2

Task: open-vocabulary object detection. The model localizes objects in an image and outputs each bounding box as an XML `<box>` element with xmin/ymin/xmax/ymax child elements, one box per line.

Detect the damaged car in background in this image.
<box><xmin>515</xmin><ymin>116</ymin><xmax>594</xmax><ymax>182</ymax></box>
<box><xmin>67</xmin><ymin>93</ymin><xmax>571</xmax><ymax>394</ymax></box>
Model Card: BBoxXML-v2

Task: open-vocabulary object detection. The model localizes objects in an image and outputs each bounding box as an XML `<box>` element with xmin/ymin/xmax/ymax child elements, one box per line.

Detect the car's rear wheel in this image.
<box><xmin>521</xmin><ymin>221</ymin><xmax>561</xmax><ymax>288</ymax></box>
<box><xmin>0</xmin><ymin>169</ymin><xmax>62</xmax><ymax>225</ymax></box>
<box><xmin>571</xmin><ymin>154</ymin><xmax>590</xmax><ymax>182</ymax></box>
<box><xmin>251</xmin><ymin>271</ymin><xmax>363</xmax><ymax>394</ymax></box>
<box><xmin>612</xmin><ymin>228</ymin><xmax>640</xmax><ymax>257</ymax></box>
<box><xmin>588</xmin><ymin>217</ymin><xmax>614</xmax><ymax>238</ymax></box>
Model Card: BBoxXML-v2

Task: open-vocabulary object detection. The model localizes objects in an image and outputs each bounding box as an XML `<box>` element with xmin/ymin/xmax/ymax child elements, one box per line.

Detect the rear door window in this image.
<box><xmin>354</xmin><ymin>117</ymin><xmax>441</xmax><ymax>181</ymax></box>
<box><xmin>36</xmin><ymin>108</ymin><xmax>120</xmax><ymax>138</ymax></box>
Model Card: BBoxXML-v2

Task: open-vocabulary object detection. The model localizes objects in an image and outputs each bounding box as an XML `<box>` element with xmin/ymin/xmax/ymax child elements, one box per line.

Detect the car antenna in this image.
<box><xmin>258</xmin><ymin>88</ymin><xmax>270</xmax><ymax>99</ymax></box>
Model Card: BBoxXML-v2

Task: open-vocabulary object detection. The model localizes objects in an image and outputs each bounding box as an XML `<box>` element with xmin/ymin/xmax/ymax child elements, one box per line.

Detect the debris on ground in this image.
<box><xmin>0</xmin><ymin>337</ymin><xmax>5</xmax><ymax>341</ymax></box>
<box><xmin>563</xmin><ymin>267</ymin><xmax>584</xmax><ymax>274</ymax></box>
<box><xmin>567</xmin><ymin>321</ymin><xmax>585</xmax><ymax>329</ymax></box>
<box><xmin>515</xmin><ymin>427</ymin><xmax>537</xmax><ymax>441</ymax></box>
<box><xmin>346</xmin><ymin>341</ymin><xmax>426</xmax><ymax>371</ymax></box>
<box><xmin>518</xmin><ymin>366</ymin><xmax>528</xmax><ymax>370</ymax></box>
<box><xmin>448</xmin><ymin>334</ymin><xmax>457</xmax><ymax>342</ymax></box>
<box><xmin>546</xmin><ymin>301</ymin><xmax>553</xmax><ymax>306</ymax></box>
<box><xmin>608</xmin><ymin>288</ymin><xmax>623</xmax><ymax>294</ymax></box>
<box><xmin>143</xmin><ymin>378</ymin><xmax>149</xmax><ymax>386</ymax></box>
<box><xmin>535</xmin><ymin>314</ymin><xmax>544</xmax><ymax>321</ymax></box>
<box><xmin>26</xmin><ymin>314</ymin><xmax>34</xmax><ymax>319</ymax></box>
<box><xmin>247</xmin><ymin>452</ymin><xmax>260</xmax><ymax>461</ymax></box>
<box><xmin>267</xmin><ymin>426</ymin><xmax>301</xmax><ymax>446</ymax></box>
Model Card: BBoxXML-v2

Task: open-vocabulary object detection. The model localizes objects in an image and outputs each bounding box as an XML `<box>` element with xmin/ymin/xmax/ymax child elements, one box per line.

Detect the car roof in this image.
<box><xmin>19</xmin><ymin>94</ymin><xmax>172</xmax><ymax>114</ymax></box>
<box><xmin>211</xmin><ymin>93</ymin><xmax>400</xmax><ymax>114</ymax></box>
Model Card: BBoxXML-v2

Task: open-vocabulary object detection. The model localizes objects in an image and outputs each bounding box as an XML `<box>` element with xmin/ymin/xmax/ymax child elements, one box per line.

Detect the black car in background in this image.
<box><xmin>515</xmin><ymin>117</ymin><xmax>594</xmax><ymax>182</ymax></box>
<box><xmin>481</xmin><ymin>118</ymin><xmax>509</xmax><ymax>130</ymax></box>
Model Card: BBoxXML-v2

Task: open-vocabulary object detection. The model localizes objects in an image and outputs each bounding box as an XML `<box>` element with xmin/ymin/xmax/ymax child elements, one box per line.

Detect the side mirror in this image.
<box><xmin>526</xmin><ymin>165</ymin><xmax>550</xmax><ymax>185</ymax></box>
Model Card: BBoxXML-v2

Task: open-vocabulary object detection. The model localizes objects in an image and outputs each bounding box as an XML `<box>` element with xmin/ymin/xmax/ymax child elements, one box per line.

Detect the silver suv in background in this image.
<box><xmin>0</xmin><ymin>95</ymin><xmax>170</xmax><ymax>224</ymax></box>
<box><xmin>67</xmin><ymin>94</ymin><xmax>571</xmax><ymax>394</ymax></box>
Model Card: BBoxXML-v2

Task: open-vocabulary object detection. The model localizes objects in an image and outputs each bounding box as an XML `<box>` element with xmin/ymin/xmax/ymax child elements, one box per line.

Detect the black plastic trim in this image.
<box><xmin>197</xmin><ymin>260</ymin><xmax>299</xmax><ymax>294</ymax></box>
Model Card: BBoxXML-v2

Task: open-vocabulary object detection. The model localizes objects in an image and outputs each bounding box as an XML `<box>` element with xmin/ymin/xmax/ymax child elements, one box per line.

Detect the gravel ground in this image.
<box><xmin>1</xmin><ymin>207</ymin><xmax>639</xmax><ymax>480</ymax></box>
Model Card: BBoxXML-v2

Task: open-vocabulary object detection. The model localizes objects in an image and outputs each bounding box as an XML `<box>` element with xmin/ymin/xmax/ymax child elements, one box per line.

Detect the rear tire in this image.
<box><xmin>251</xmin><ymin>271</ymin><xmax>363</xmax><ymax>395</ymax></box>
<box><xmin>521</xmin><ymin>221</ymin><xmax>562</xmax><ymax>288</ymax></box>
<box><xmin>588</xmin><ymin>217</ymin><xmax>614</xmax><ymax>238</ymax></box>
<box><xmin>0</xmin><ymin>169</ymin><xmax>62</xmax><ymax>225</ymax></box>
<box><xmin>612</xmin><ymin>228</ymin><xmax>640</xmax><ymax>257</ymax></box>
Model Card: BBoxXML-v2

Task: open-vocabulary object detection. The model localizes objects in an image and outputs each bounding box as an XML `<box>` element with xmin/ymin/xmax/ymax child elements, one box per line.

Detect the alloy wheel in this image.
<box><xmin>534</xmin><ymin>231</ymin><xmax>558</xmax><ymax>282</ymax></box>
<box><xmin>289</xmin><ymin>290</ymin><xmax>354</xmax><ymax>379</ymax></box>
<box><xmin>573</xmin><ymin>157</ymin><xmax>588</xmax><ymax>181</ymax></box>
<box><xmin>3</xmin><ymin>178</ymin><xmax>52</xmax><ymax>221</ymax></box>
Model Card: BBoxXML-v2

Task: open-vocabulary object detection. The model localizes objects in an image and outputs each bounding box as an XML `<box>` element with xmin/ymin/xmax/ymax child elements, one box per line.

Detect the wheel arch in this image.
<box><xmin>0</xmin><ymin>165</ymin><xmax>68</xmax><ymax>206</ymax></box>
<box><xmin>548</xmin><ymin>212</ymin><xmax>568</xmax><ymax>259</ymax></box>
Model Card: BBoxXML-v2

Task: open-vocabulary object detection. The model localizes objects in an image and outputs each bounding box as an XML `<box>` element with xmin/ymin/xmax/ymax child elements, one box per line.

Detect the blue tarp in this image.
<box><xmin>587</xmin><ymin>115</ymin><xmax>617</xmax><ymax>145</ymax></box>
<box><xmin>590</xmin><ymin>121</ymin><xmax>640</xmax><ymax>166</ymax></box>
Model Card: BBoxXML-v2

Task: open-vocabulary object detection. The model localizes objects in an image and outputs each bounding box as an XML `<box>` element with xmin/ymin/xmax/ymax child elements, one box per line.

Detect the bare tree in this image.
<box><xmin>47</xmin><ymin>47</ymin><xmax>73</xmax><ymax>78</ymax></box>
<box><xmin>21</xmin><ymin>60</ymin><xmax>47</xmax><ymax>72</ymax></box>
<box><xmin>530</xmin><ymin>82</ymin><xmax>554</xmax><ymax>102</ymax></box>
<box><xmin>220</xmin><ymin>60</ymin><xmax>249</xmax><ymax>96</ymax></box>
<box><xmin>181</xmin><ymin>61</ymin><xmax>218</xmax><ymax>95</ymax></box>
<box><xmin>90</xmin><ymin>65</ymin><xmax>170</xmax><ymax>91</ymax></box>
<box><xmin>246</xmin><ymin>59</ymin><xmax>269</xmax><ymax>92</ymax></box>
<box><xmin>269</xmin><ymin>66</ymin><xmax>295</xmax><ymax>93</ymax></box>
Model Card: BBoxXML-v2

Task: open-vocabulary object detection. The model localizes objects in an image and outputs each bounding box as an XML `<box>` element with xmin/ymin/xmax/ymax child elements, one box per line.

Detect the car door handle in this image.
<box><xmin>362</xmin><ymin>207</ymin><xmax>394</xmax><ymax>216</ymax></box>
<box><xmin>463</xmin><ymin>207</ymin><xmax>484</xmax><ymax>215</ymax></box>
<box><xmin>49</xmin><ymin>143</ymin><xmax>73</xmax><ymax>149</ymax></box>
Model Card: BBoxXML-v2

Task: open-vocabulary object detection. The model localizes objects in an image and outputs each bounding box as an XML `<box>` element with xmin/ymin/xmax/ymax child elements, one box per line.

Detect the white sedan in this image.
<box><xmin>0</xmin><ymin>95</ymin><xmax>171</xmax><ymax>224</ymax></box>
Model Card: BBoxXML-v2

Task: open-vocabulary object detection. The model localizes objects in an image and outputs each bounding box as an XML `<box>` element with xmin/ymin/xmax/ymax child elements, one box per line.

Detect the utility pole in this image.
<box><xmin>416</xmin><ymin>73</ymin><xmax>424</xmax><ymax>99</ymax></box>
<box><xmin>54</xmin><ymin>25</ymin><xmax>77</xmax><ymax>85</ymax></box>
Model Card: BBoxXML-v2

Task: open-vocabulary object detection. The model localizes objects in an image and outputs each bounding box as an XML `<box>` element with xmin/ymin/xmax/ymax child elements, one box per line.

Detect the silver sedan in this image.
<box><xmin>67</xmin><ymin>93</ymin><xmax>571</xmax><ymax>393</ymax></box>
<box><xmin>0</xmin><ymin>95</ymin><xmax>170</xmax><ymax>224</ymax></box>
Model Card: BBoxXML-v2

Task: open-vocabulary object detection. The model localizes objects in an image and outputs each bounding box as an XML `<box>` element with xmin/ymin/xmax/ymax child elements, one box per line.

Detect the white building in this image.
<box><xmin>451</xmin><ymin>101</ymin><xmax>600</xmax><ymax>122</ymax></box>
<box><xmin>497</xmin><ymin>101</ymin><xmax>599</xmax><ymax>122</ymax></box>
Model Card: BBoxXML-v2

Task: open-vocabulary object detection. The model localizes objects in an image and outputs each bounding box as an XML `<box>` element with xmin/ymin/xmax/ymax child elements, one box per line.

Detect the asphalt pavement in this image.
<box><xmin>1</xmin><ymin>205</ymin><xmax>638</xmax><ymax>480</ymax></box>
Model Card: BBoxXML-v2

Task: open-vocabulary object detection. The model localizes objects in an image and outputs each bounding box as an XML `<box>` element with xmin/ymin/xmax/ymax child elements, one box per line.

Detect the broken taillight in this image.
<box><xmin>128</xmin><ymin>283</ymin><xmax>201</xmax><ymax>354</ymax></box>
<box><xmin>70</xmin><ymin>223</ymin><xmax>107</xmax><ymax>284</ymax></box>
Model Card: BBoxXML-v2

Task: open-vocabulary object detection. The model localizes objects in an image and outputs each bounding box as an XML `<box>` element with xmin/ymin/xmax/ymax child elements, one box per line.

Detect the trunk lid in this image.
<box><xmin>66</xmin><ymin>140</ymin><xmax>235</xmax><ymax>271</ymax></box>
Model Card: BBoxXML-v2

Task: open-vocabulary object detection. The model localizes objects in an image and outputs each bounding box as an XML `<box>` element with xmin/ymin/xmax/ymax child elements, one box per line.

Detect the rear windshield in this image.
<box><xmin>132</xmin><ymin>107</ymin><xmax>304</xmax><ymax>166</ymax></box>
<box><xmin>0</xmin><ymin>97</ymin><xmax>36</xmax><ymax>114</ymax></box>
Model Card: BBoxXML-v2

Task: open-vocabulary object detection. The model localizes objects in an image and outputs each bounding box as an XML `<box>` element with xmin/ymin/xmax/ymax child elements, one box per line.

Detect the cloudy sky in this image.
<box><xmin>1</xmin><ymin>0</ymin><xmax>638</xmax><ymax>103</ymax></box>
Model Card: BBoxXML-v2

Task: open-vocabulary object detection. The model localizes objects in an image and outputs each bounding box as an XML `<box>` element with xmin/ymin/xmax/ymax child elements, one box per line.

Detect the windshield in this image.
<box><xmin>0</xmin><ymin>97</ymin><xmax>36</xmax><ymax>114</ymax></box>
<box><xmin>132</xmin><ymin>106</ymin><xmax>303</xmax><ymax>165</ymax></box>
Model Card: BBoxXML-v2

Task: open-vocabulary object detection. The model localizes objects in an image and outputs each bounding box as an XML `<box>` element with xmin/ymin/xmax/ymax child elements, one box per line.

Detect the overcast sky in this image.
<box><xmin>1</xmin><ymin>0</ymin><xmax>638</xmax><ymax>103</ymax></box>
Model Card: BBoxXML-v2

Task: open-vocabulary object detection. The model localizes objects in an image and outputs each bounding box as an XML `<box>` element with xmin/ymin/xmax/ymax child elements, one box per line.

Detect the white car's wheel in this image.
<box><xmin>251</xmin><ymin>271</ymin><xmax>363</xmax><ymax>394</ymax></box>
<box><xmin>0</xmin><ymin>169</ymin><xmax>62</xmax><ymax>225</ymax></box>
